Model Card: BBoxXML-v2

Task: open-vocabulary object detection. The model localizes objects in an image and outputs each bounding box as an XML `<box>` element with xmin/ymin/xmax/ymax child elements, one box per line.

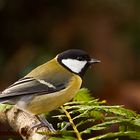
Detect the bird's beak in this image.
<box><xmin>89</xmin><ymin>58</ymin><xmax>101</xmax><ymax>64</ymax></box>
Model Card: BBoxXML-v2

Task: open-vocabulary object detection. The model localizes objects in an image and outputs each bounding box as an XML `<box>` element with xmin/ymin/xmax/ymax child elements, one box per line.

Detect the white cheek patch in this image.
<box><xmin>62</xmin><ymin>59</ymin><xmax>87</xmax><ymax>73</ymax></box>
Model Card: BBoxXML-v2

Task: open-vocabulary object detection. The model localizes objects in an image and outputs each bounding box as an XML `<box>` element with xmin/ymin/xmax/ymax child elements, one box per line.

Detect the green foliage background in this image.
<box><xmin>38</xmin><ymin>88</ymin><xmax>140</xmax><ymax>140</ymax></box>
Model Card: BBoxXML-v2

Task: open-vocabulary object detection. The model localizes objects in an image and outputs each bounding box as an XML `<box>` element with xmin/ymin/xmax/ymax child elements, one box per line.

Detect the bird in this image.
<box><xmin>0</xmin><ymin>49</ymin><xmax>100</xmax><ymax>131</ymax></box>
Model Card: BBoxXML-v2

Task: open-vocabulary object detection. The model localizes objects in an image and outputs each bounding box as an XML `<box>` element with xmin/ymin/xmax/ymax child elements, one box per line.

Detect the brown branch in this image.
<box><xmin>0</xmin><ymin>106</ymin><xmax>50</xmax><ymax>140</ymax></box>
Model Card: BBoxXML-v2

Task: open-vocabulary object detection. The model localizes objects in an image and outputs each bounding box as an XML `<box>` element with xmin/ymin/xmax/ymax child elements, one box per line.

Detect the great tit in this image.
<box><xmin>0</xmin><ymin>49</ymin><xmax>100</xmax><ymax>131</ymax></box>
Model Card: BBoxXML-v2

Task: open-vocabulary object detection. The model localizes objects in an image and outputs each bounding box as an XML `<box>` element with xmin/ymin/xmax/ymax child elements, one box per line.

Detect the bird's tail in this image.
<box><xmin>0</xmin><ymin>91</ymin><xmax>12</xmax><ymax>104</ymax></box>
<box><xmin>0</xmin><ymin>91</ymin><xmax>4</xmax><ymax>103</ymax></box>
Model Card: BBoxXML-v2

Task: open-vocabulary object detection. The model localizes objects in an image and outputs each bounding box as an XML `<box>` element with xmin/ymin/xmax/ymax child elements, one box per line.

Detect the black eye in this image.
<box><xmin>76</xmin><ymin>56</ymin><xmax>83</xmax><ymax>61</ymax></box>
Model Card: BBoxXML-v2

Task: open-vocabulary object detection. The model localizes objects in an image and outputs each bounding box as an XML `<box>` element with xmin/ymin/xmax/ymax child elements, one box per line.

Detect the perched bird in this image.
<box><xmin>0</xmin><ymin>49</ymin><xmax>100</xmax><ymax>131</ymax></box>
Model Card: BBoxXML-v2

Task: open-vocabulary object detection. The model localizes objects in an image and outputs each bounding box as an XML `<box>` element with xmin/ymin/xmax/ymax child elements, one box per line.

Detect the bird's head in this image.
<box><xmin>57</xmin><ymin>49</ymin><xmax>100</xmax><ymax>76</ymax></box>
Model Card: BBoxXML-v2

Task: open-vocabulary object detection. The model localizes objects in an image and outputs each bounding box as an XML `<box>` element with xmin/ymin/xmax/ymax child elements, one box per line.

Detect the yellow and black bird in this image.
<box><xmin>0</xmin><ymin>49</ymin><xmax>100</xmax><ymax>131</ymax></box>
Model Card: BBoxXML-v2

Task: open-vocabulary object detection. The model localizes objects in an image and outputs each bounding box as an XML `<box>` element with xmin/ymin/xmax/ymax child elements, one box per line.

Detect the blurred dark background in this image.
<box><xmin>0</xmin><ymin>0</ymin><xmax>140</xmax><ymax>113</ymax></box>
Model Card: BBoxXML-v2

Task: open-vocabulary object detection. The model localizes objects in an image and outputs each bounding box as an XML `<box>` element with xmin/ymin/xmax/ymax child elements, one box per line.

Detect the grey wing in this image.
<box><xmin>0</xmin><ymin>77</ymin><xmax>66</xmax><ymax>103</ymax></box>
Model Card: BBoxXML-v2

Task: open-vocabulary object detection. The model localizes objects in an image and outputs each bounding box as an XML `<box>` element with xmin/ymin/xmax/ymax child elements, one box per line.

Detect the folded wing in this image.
<box><xmin>0</xmin><ymin>77</ymin><xmax>65</xmax><ymax>103</ymax></box>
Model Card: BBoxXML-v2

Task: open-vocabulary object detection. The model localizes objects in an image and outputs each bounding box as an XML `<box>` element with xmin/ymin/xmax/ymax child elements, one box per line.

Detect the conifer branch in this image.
<box><xmin>61</xmin><ymin>105</ymin><xmax>82</xmax><ymax>140</ymax></box>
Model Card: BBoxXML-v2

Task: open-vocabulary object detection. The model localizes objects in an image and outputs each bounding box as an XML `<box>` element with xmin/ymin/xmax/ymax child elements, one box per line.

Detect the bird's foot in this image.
<box><xmin>30</xmin><ymin>121</ymin><xmax>56</xmax><ymax>132</ymax></box>
<box><xmin>28</xmin><ymin>115</ymin><xmax>56</xmax><ymax>133</ymax></box>
<box><xmin>28</xmin><ymin>115</ymin><xmax>70</xmax><ymax>133</ymax></box>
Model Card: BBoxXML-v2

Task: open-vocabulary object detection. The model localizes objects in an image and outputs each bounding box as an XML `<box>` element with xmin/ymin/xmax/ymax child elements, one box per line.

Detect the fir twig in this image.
<box><xmin>60</xmin><ymin>106</ymin><xmax>82</xmax><ymax>140</ymax></box>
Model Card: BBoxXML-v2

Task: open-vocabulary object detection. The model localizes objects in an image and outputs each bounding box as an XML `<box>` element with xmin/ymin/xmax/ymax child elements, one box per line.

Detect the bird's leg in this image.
<box><xmin>28</xmin><ymin>113</ymin><xmax>70</xmax><ymax>133</ymax></box>
<box><xmin>34</xmin><ymin>114</ymin><xmax>56</xmax><ymax>132</ymax></box>
<box><xmin>28</xmin><ymin>114</ymin><xmax>56</xmax><ymax>132</ymax></box>
<box><xmin>35</xmin><ymin>115</ymin><xmax>71</xmax><ymax>132</ymax></box>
